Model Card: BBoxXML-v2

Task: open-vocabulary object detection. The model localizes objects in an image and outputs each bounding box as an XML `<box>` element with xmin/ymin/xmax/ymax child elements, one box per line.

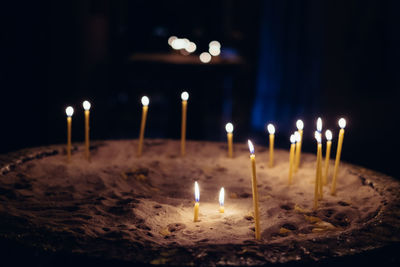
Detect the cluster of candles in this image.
<box><xmin>64</xmin><ymin>92</ymin><xmax>346</xmax><ymax>240</ymax></box>
<box><xmin>168</xmin><ymin>36</ymin><xmax>221</xmax><ymax>63</ymax></box>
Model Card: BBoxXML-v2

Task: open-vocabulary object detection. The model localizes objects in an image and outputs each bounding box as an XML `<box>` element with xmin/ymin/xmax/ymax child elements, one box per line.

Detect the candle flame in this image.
<box><xmin>194</xmin><ymin>181</ymin><xmax>200</xmax><ymax>202</ymax></box>
<box><xmin>247</xmin><ymin>140</ymin><xmax>254</xmax><ymax>154</ymax></box>
<box><xmin>82</xmin><ymin>100</ymin><xmax>91</xmax><ymax>111</ymax></box>
<box><xmin>317</xmin><ymin>117</ymin><xmax>322</xmax><ymax>132</ymax></box>
<box><xmin>141</xmin><ymin>96</ymin><xmax>149</xmax><ymax>106</ymax></box>
<box><xmin>219</xmin><ymin>187</ymin><xmax>224</xmax><ymax>206</ymax></box>
<box><xmin>296</xmin><ymin>119</ymin><xmax>304</xmax><ymax>130</ymax></box>
<box><xmin>339</xmin><ymin>118</ymin><xmax>346</xmax><ymax>129</ymax></box>
<box><xmin>294</xmin><ymin>131</ymin><xmax>301</xmax><ymax>142</ymax></box>
<box><xmin>315</xmin><ymin>131</ymin><xmax>321</xmax><ymax>143</ymax></box>
<box><xmin>290</xmin><ymin>134</ymin><xmax>296</xmax><ymax>144</ymax></box>
<box><xmin>181</xmin><ymin>91</ymin><xmax>189</xmax><ymax>101</ymax></box>
<box><xmin>325</xmin><ymin>130</ymin><xmax>333</xmax><ymax>141</ymax></box>
<box><xmin>66</xmin><ymin>106</ymin><xmax>74</xmax><ymax>117</ymax></box>
<box><xmin>267</xmin><ymin>124</ymin><xmax>275</xmax><ymax>134</ymax></box>
<box><xmin>225</xmin><ymin>123</ymin><xmax>233</xmax><ymax>133</ymax></box>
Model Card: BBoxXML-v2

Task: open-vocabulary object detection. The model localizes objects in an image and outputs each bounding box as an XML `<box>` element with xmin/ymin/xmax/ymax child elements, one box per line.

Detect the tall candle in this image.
<box><xmin>219</xmin><ymin>187</ymin><xmax>225</xmax><ymax>213</ymax></box>
<box><xmin>194</xmin><ymin>181</ymin><xmax>200</xmax><ymax>222</ymax></box>
<box><xmin>181</xmin><ymin>91</ymin><xmax>189</xmax><ymax>156</ymax></box>
<box><xmin>83</xmin><ymin>100</ymin><xmax>91</xmax><ymax>161</ymax></box>
<box><xmin>267</xmin><ymin>124</ymin><xmax>275</xmax><ymax>167</ymax></box>
<box><xmin>65</xmin><ymin>106</ymin><xmax>74</xmax><ymax>163</ymax></box>
<box><xmin>225</xmin><ymin>123</ymin><xmax>234</xmax><ymax>158</ymax></box>
<box><xmin>137</xmin><ymin>96</ymin><xmax>149</xmax><ymax>157</ymax></box>
<box><xmin>331</xmin><ymin>118</ymin><xmax>346</xmax><ymax>196</ymax></box>
<box><xmin>248</xmin><ymin>140</ymin><xmax>261</xmax><ymax>240</ymax></box>
<box><xmin>314</xmin><ymin>131</ymin><xmax>322</xmax><ymax>209</ymax></box>
<box><xmin>323</xmin><ymin>130</ymin><xmax>332</xmax><ymax>185</ymax></box>
<box><xmin>294</xmin><ymin>120</ymin><xmax>304</xmax><ymax>172</ymax></box>
<box><xmin>288</xmin><ymin>134</ymin><xmax>296</xmax><ymax>185</ymax></box>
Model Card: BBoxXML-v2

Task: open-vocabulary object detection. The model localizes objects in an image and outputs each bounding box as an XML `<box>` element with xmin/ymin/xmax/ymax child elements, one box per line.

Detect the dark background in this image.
<box><xmin>1</xmin><ymin>0</ymin><xmax>399</xmax><ymax>178</ymax></box>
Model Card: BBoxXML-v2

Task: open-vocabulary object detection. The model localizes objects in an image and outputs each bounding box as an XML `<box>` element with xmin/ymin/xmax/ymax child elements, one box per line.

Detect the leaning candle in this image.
<box><xmin>181</xmin><ymin>91</ymin><xmax>189</xmax><ymax>156</ymax></box>
<box><xmin>225</xmin><ymin>123</ymin><xmax>234</xmax><ymax>158</ymax></box>
<box><xmin>137</xmin><ymin>96</ymin><xmax>149</xmax><ymax>157</ymax></box>
<box><xmin>314</xmin><ymin>131</ymin><xmax>322</xmax><ymax>209</ymax></box>
<box><xmin>219</xmin><ymin>187</ymin><xmax>225</xmax><ymax>213</ymax></box>
<box><xmin>194</xmin><ymin>181</ymin><xmax>200</xmax><ymax>222</ymax></box>
<box><xmin>294</xmin><ymin>120</ymin><xmax>304</xmax><ymax>172</ymax></box>
<box><xmin>65</xmin><ymin>106</ymin><xmax>74</xmax><ymax>163</ymax></box>
<box><xmin>323</xmin><ymin>130</ymin><xmax>333</xmax><ymax>185</ymax></box>
<box><xmin>267</xmin><ymin>124</ymin><xmax>275</xmax><ymax>167</ymax></box>
<box><xmin>288</xmin><ymin>134</ymin><xmax>296</xmax><ymax>185</ymax></box>
<box><xmin>331</xmin><ymin>118</ymin><xmax>346</xmax><ymax>196</ymax></box>
<box><xmin>83</xmin><ymin>100</ymin><xmax>91</xmax><ymax>161</ymax></box>
<box><xmin>248</xmin><ymin>140</ymin><xmax>261</xmax><ymax>240</ymax></box>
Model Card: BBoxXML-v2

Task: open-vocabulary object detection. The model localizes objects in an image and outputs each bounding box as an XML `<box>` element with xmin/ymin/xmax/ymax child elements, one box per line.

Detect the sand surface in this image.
<box><xmin>0</xmin><ymin>139</ymin><xmax>399</xmax><ymax>265</ymax></box>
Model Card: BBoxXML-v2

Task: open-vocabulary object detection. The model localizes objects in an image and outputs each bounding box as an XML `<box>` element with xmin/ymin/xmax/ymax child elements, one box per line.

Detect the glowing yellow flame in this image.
<box><xmin>248</xmin><ymin>140</ymin><xmax>254</xmax><ymax>154</ymax></box>
<box><xmin>141</xmin><ymin>96</ymin><xmax>149</xmax><ymax>106</ymax></box>
<box><xmin>219</xmin><ymin>187</ymin><xmax>224</xmax><ymax>206</ymax></box>
<box><xmin>317</xmin><ymin>117</ymin><xmax>322</xmax><ymax>132</ymax></box>
<box><xmin>325</xmin><ymin>130</ymin><xmax>332</xmax><ymax>141</ymax></box>
<box><xmin>199</xmin><ymin>52</ymin><xmax>211</xmax><ymax>63</ymax></box>
<box><xmin>209</xmin><ymin>46</ymin><xmax>221</xmax><ymax>56</ymax></box>
<box><xmin>315</xmin><ymin>131</ymin><xmax>321</xmax><ymax>143</ymax></box>
<box><xmin>290</xmin><ymin>134</ymin><xmax>296</xmax><ymax>144</ymax></box>
<box><xmin>225</xmin><ymin>123</ymin><xmax>233</xmax><ymax>133</ymax></box>
<box><xmin>168</xmin><ymin>36</ymin><xmax>177</xmax><ymax>46</ymax></box>
<box><xmin>294</xmin><ymin>131</ymin><xmax>301</xmax><ymax>142</ymax></box>
<box><xmin>339</xmin><ymin>118</ymin><xmax>346</xmax><ymax>129</ymax></box>
<box><xmin>194</xmin><ymin>181</ymin><xmax>200</xmax><ymax>202</ymax></box>
<box><xmin>181</xmin><ymin>91</ymin><xmax>189</xmax><ymax>101</ymax></box>
<box><xmin>82</xmin><ymin>100</ymin><xmax>91</xmax><ymax>111</ymax></box>
<box><xmin>267</xmin><ymin>123</ymin><xmax>275</xmax><ymax>134</ymax></box>
<box><xmin>296</xmin><ymin>119</ymin><xmax>304</xmax><ymax>130</ymax></box>
<box><xmin>209</xmin><ymin>40</ymin><xmax>221</xmax><ymax>49</ymax></box>
<box><xmin>66</xmin><ymin>106</ymin><xmax>74</xmax><ymax>117</ymax></box>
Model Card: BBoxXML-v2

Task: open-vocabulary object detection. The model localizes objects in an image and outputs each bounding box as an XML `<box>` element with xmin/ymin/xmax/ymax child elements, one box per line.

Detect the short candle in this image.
<box><xmin>65</xmin><ymin>106</ymin><xmax>74</xmax><ymax>163</ymax></box>
<box><xmin>248</xmin><ymin>140</ymin><xmax>261</xmax><ymax>240</ymax></box>
<box><xmin>225</xmin><ymin>123</ymin><xmax>234</xmax><ymax>158</ymax></box>
<box><xmin>219</xmin><ymin>187</ymin><xmax>225</xmax><ymax>213</ymax></box>
<box><xmin>181</xmin><ymin>91</ymin><xmax>189</xmax><ymax>156</ymax></box>
<box><xmin>294</xmin><ymin>120</ymin><xmax>304</xmax><ymax>172</ymax></box>
<box><xmin>194</xmin><ymin>181</ymin><xmax>200</xmax><ymax>222</ymax></box>
<box><xmin>137</xmin><ymin>96</ymin><xmax>149</xmax><ymax>157</ymax></box>
<box><xmin>267</xmin><ymin>124</ymin><xmax>275</xmax><ymax>167</ymax></box>
<box><xmin>323</xmin><ymin>130</ymin><xmax>333</xmax><ymax>185</ymax></box>
<box><xmin>83</xmin><ymin>100</ymin><xmax>91</xmax><ymax>161</ymax></box>
<box><xmin>331</xmin><ymin>118</ymin><xmax>346</xmax><ymax>196</ymax></box>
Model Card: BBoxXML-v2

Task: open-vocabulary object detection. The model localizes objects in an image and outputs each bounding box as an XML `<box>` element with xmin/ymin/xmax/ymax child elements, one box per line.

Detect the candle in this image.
<box><xmin>82</xmin><ymin>100</ymin><xmax>91</xmax><ymax>161</ymax></box>
<box><xmin>137</xmin><ymin>96</ymin><xmax>149</xmax><ymax>157</ymax></box>
<box><xmin>316</xmin><ymin>118</ymin><xmax>323</xmax><ymax>199</ymax></box>
<box><xmin>288</xmin><ymin>134</ymin><xmax>296</xmax><ymax>185</ymax></box>
<box><xmin>331</xmin><ymin>118</ymin><xmax>346</xmax><ymax>196</ymax></box>
<box><xmin>181</xmin><ymin>91</ymin><xmax>189</xmax><ymax>156</ymax></box>
<box><xmin>225</xmin><ymin>123</ymin><xmax>234</xmax><ymax>158</ymax></box>
<box><xmin>65</xmin><ymin>106</ymin><xmax>74</xmax><ymax>163</ymax></box>
<box><xmin>194</xmin><ymin>181</ymin><xmax>200</xmax><ymax>222</ymax></box>
<box><xmin>294</xmin><ymin>120</ymin><xmax>304</xmax><ymax>172</ymax></box>
<box><xmin>267</xmin><ymin>124</ymin><xmax>275</xmax><ymax>167</ymax></box>
<box><xmin>323</xmin><ymin>130</ymin><xmax>333</xmax><ymax>185</ymax></box>
<box><xmin>314</xmin><ymin>131</ymin><xmax>322</xmax><ymax>209</ymax></box>
<box><xmin>219</xmin><ymin>187</ymin><xmax>225</xmax><ymax>213</ymax></box>
<box><xmin>248</xmin><ymin>140</ymin><xmax>261</xmax><ymax>240</ymax></box>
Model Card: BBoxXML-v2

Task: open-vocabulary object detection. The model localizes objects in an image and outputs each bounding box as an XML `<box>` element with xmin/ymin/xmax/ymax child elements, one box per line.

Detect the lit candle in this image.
<box><xmin>219</xmin><ymin>187</ymin><xmax>225</xmax><ymax>213</ymax></box>
<box><xmin>323</xmin><ymin>130</ymin><xmax>333</xmax><ymax>185</ymax></box>
<box><xmin>331</xmin><ymin>118</ymin><xmax>346</xmax><ymax>196</ymax></box>
<box><xmin>82</xmin><ymin>100</ymin><xmax>91</xmax><ymax>161</ymax></box>
<box><xmin>225</xmin><ymin>123</ymin><xmax>234</xmax><ymax>158</ymax></box>
<box><xmin>194</xmin><ymin>181</ymin><xmax>200</xmax><ymax>222</ymax></box>
<box><xmin>288</xmin><ymin>134</ymin><xmax>296</xmax><ymax>185</ymax></box>
<box><xmin>316</xmin><ymin>118</ymin><xmax>323</xmax><ymax>199</ymax></box>
<box><xmin>65</xmin><ymin>106</ymin><xmax>74</xmax><ymax>163</ymax></box>
<box><xmin>137</xmin><ymin>96</ymin><xmax>149</xmax><ymax>157</ymax></box>
<box><xmin>267</xmin><ymin>124</ymin><xmax>275</xmax><ymax>167</ymax></box>
<box><xmin>314</xmin><ymin>131</ymin><xmax>322</xmax><ymax>209</ymax></box>
<box><xmin>294</xmin><ymin>120</ymin><xmax>304</xmax><ymax>172</ymax></box>
<box><xmin>248</xmin><ymin>140</ymin><xmax>261</xmax><ymax>240</ymax></box>
<box><xmin>181</xmin><ymin>91</ymin><xmax>189</xmax><ymax>156</ymax></box>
